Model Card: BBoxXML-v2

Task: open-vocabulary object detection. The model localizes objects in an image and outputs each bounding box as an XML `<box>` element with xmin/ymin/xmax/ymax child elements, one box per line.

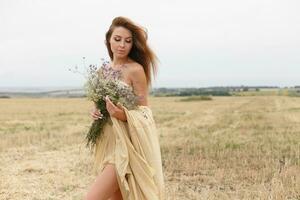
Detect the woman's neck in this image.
<box><xmin>111</xmin><ymin>57</ymin><xmax>130</xmax><ymax>67</ymax></box>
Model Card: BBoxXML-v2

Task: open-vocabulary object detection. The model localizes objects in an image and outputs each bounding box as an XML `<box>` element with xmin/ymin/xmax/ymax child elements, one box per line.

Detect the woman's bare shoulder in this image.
<box><xmin>125</xmin><ymin>61</ymin><xmax>144</xmax><ymax>80</ymax></box>
<box><xmin>127</xmin><ymin>61</ymin><xmax>144</xmax><ymax>73</ymax></box>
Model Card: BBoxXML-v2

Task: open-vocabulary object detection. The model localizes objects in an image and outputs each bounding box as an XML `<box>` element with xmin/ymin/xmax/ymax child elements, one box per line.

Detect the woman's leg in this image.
<box><xmin>108</xmin><ymin>189</ymin><xmax>123</xmax><ymax>200</ymax></box>
<box><xmin>85</xmin><ymin>164</ymin><xmax>121</xmax><ymax>200</ymax></box>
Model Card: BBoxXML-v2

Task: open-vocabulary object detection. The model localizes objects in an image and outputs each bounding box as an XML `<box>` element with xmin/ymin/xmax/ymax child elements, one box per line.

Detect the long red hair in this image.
<box><xmin>105</xmin><ymin>16</ymin><xmax>158</xmax><ymax>88</ymax></box>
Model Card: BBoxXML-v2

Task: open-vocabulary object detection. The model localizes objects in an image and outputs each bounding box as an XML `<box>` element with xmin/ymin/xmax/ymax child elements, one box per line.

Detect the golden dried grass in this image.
<box><xmin>0</xmin><ymin>96</ymin><xmax>299</xmax><ymax>199</ymax></box>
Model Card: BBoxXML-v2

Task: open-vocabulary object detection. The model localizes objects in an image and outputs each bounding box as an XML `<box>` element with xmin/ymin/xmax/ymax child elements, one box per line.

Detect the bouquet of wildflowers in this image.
<box><xmin>70</xmin><ymin>58</ymin><xmax>139</xmax><ymax>150</ymax></box>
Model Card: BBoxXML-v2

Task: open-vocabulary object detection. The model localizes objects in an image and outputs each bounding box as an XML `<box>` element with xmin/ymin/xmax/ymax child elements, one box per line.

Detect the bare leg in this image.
<box><xmin>85</xmin><ymin>164</ymin><xmax>121</xmax><ymax>200</ymax></box>
<box><xmin>108</xmin><ymin>189</ymin><xmax>123</xmax><ymax>200</ymax></box>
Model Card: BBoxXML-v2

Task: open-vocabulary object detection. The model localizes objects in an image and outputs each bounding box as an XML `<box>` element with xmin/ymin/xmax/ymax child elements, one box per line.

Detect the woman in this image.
<box><xmin>85</xmin><ymin>16</ymin><xmax>165</xmax><ymax>200</ymax></box>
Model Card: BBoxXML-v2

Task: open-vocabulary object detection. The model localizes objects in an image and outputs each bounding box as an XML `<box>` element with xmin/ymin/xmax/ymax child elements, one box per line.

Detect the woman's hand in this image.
<box><xmin>105</xmin><ymin>95</ymin><xmax>127</xmax><ymax>122</ymax></box>
<box><xmin>90</xmin><ymin>103</ymin><xmax>103</xmax><ymax>121</ymax></box>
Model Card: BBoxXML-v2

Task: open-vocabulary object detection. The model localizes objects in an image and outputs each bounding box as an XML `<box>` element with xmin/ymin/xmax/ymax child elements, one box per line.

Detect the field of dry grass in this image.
<box><xmin>0</xmin><ymin>96</ymin><xmax>299</xmax><ymax>199</ymax></box>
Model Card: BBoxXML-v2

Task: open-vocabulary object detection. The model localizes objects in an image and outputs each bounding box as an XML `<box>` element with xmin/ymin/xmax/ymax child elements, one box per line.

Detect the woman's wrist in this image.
<box><xmin>114</xmin><ymin>109</ymin><xmax>127</xmax><ymax>122</ymax></box>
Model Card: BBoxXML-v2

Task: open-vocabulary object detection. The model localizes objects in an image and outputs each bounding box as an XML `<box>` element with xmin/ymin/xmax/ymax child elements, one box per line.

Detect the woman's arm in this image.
<box><xmin>112</xmin><ymin>105</ymin><xmax>127</xmax><ymax>121</ymax></box>
<box><xmin>105</xmin><ymin>96</ymin><xmax>127</xmax><ymax>122</ymax></box>
<box><xmin>129</xmin><ymin>63</ymin><xmax>149</xmax><ymax>106</ymax></box>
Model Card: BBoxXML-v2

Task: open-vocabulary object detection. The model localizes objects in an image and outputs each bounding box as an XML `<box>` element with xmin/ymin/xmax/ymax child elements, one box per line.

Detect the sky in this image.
<box><xmin>0</xmin><ymin>0</ymin><xmax>299</xmax><ymax>89</ymax></box>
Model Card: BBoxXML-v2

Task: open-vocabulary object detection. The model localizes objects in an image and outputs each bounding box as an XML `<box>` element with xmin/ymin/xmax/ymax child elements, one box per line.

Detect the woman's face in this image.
<box><xmin>109</xmin><ymin>26</ymin><xmax>133</xmax><ymax>59</ymax></box>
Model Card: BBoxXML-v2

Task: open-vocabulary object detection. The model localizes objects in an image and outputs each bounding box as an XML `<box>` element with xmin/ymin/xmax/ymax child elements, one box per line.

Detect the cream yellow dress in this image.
<box><xmin>92</xmin><ymin>81</ymin><xmax>165</xmax><ymax>200</ymax></box>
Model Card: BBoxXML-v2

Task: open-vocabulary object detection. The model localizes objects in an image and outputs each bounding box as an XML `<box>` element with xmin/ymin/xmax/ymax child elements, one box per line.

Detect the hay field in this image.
<box><xmin>0</xmin><ymin>96</ymin><xmax>299</xmax><ymax>199</ymax></box>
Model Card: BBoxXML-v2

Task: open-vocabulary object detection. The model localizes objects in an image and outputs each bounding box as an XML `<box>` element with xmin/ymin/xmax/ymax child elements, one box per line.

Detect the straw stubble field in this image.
<box><xmin>0</xmin><ymin>96</ymin><xmax>299</xmax><ymax>199</ymax></box>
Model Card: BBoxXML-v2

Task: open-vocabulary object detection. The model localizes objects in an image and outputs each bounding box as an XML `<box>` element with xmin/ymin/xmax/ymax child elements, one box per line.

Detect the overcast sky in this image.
<box><xmin>0</xmin><ymin>0</ymin><xmax>299</xmax><ymax>88</ymax></box>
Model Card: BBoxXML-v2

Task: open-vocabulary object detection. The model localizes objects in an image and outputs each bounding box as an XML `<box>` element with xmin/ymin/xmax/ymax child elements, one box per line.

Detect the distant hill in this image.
<box><xmin>0</xmin><ymin>87</ymin><xmax>85</xmax><ymax>98</ymax></box>
<box><xmin>1</xmin><ymin>86</ymin><xmax>299</xmax><ymax>98</ymax></box>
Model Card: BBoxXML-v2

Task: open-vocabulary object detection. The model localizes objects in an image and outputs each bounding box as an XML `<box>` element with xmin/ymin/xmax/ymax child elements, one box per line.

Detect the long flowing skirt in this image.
<box><xmin>92</xmin><ymin>105</ymin><xmax>165</xmax><ymax>200</ymax></box>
